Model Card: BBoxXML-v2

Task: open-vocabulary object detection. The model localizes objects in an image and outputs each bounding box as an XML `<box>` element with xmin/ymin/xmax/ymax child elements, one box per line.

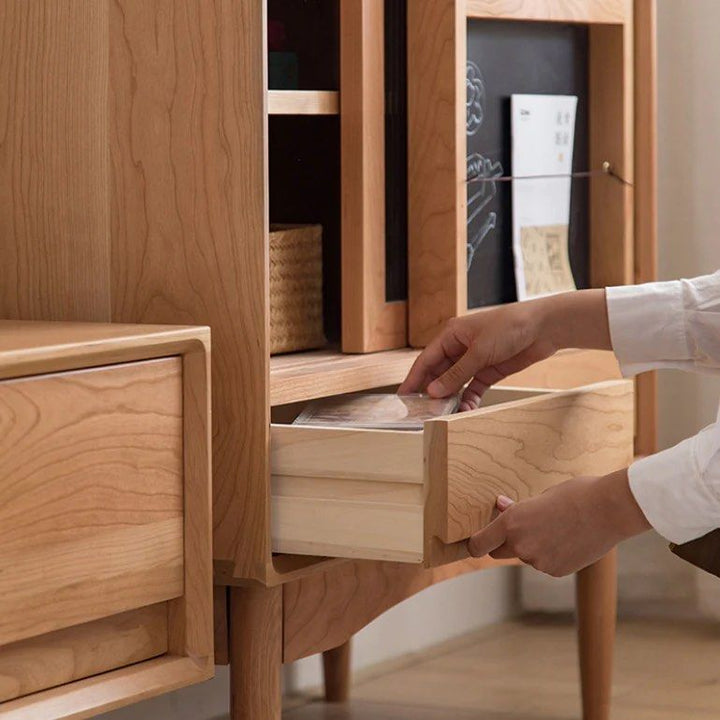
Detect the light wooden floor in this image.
<box><xmin>285</xmin><ymin>616</ymin><xmax>720</xmax><ymax>719</ymax></box>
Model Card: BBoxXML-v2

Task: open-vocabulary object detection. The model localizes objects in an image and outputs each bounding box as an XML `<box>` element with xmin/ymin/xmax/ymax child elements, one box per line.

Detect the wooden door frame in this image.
<box><xmin>341</xmin><ymin>0</ymin><xmax>408</xmax><ymax>353</ymax></box>
<box><xmin>407</xmin><ymin>0</ymin><xmax>637</xmax><ymax>347</ymax></box>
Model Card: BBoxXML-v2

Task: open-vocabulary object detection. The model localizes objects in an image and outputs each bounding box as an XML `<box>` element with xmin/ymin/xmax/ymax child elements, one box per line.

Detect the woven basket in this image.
<box><xmin>269</xmin><ymin>224</ymin><xmax>326</xmax><ymax>355</ymax></box>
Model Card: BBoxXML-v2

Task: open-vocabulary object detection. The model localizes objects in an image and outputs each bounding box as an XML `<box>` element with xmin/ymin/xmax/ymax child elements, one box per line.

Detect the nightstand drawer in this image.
<box><xmin>0</xmin><ymin>358</ymin><xmax>184</xmax><ymax>648</ymax></box>
<box><xmin>271</xmin><ymin>380</ymin><xmax>634</xmax><ymax>566</ymax></box>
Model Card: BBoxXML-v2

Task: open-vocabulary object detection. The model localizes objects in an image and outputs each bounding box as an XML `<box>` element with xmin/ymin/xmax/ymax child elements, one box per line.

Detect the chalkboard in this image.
<box><xmin>465</xmin><ymin>20</ymin><xmax>590</xmax><ymax>309</ymax></box>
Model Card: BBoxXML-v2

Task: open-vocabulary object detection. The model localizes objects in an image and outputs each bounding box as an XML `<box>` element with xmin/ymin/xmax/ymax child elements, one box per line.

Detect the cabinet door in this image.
<box><xmin>408</xmin><ymin>0</ymin><xmax>635</xmax><ymax>346</ymax></box>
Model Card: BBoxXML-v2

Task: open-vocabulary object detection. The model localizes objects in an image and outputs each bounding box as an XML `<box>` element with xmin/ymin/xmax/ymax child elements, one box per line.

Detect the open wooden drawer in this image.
<box><xmin>271</xmin><ymin>380</ymin><xmax>634</xmax><ymax>567</ymax></box>
<box><xmin>0</xmin><ymin>322</ymin><xmax>212</xmax><ymax>720</ymax></box>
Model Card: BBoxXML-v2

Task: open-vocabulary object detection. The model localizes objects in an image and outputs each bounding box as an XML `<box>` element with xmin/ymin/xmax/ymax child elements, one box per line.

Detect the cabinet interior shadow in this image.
<box><xmin>269</xmin><ymin>116</ymin><xmax>341</xmax><ymax>344</ymax></box>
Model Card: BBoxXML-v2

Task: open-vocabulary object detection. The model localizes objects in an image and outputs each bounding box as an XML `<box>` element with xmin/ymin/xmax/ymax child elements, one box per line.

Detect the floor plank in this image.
<box><xmin>285</xmin><ymin>617</ymin><xmax>720</xmax><ymax>719</ymax></box>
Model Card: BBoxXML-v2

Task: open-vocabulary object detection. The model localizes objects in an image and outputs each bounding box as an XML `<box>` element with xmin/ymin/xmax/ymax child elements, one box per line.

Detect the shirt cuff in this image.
<box><xmin>628</xmin><ymin>439</ymin><xmax>720</xmax><ymax>544</ymax></box>
<box><xmin>606</xmin><ymin>281</ymin><xmax>691</xmax><ymax>377</ymax></box>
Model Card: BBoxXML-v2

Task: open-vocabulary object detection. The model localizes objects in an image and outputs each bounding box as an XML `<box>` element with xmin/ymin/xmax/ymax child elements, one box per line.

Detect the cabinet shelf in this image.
<box><xmin>465</xmin><ymin>0</ymin><xmax>628</xmax><ymax>24</ymax></box>
<box><xmin>270</xmin><ymin>347</ymin><xmax>623</xmax><ymax>407</ymax></box>
<box><xmin>268</xmin><ymin>90</ymin><xmax>339</xmax><ymax>115</ymax></box>
<box><xmin>269</xmin><ymin>347</ymin><xmax>420</xmax><ymax>405</ymax></box>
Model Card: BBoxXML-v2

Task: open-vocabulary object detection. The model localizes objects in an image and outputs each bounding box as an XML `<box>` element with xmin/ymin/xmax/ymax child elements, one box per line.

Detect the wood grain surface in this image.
<box><xmin>271</xmin><ymin>424</ymin><xmax>424</xmax><ymax>561</ymax></box>
<box><xmin>323</xmin><ymin>640</ymin><xmax>352</xmax><ymax>703</ymax></box>
<box><xmin>283</xmin><ymin>557</ymin><xmax>518</xmax><ymax>662</ymax></box>
<box><xmin>213</xmin><ymin>586</ymin><xmax>229</xmax><ymax>666</ymax></box>
<box><xmin>0</xmin><ymin>325</ymin><xmax>214</xmax><ymax>715</ymax></box>
<box><xmin>0</xmin><ymin>604</ymin><xmax>167</xmax><ymax>703</ymax></box>
<box><xmin>270</xmin><ymin>348</ymin><xmax>420</xmax><ymax>406</ymax></box>
<box><xmin>268</xmin><ymin>90</ymin><xmax>339</xmax><ymax>116</ymax></box>
<box><xmin>466</xmin><ymin>0</ymin><xmax>631</xmax><ymax>23</ymax></box>
<box><xmin>0</xmin><ymin>358</ymin><xmax>184</xmax><ymax>645</ymax></box>
<box><xmin>408</xmin><ymin>0</ymin><xmax>466</xmax><ymax>347</ymax></box>
<box><xmin>589</xmin><ymin>21</ymin><xmax>635</xmax><ymax>289</ymax></box>
<box><xmin>425</xmin><ymin>380</ymin><xmax>634</xmax><ymax>549</ymax></box>
<box><xmin>340</xmin><ymin>0</ymin><xmax>407</xmax><ymax>352</ymax></box>
<box><xmin>1</xmin><ymin>0</ymin><xmax>270</xmax><ymax>583</ymax></box>
<box><xmin>230</xmin><ymin>586</ymin><xmax>282</xmax><ymax>720</ymax></box>
<box><xmin>577</xmin><ymin>550</ymin><xmax>618</xmax><ymax>720</ymax></box>
<box><xmin>108</xmin><ymin>0</ymin><xmax>271</xmax><ymax>583</ymax></box>
<box><xmin>271</xmin><ymin>425</ymin><xmax>423</xmax><ymax>484</ymax></box>
<box><xmin>0</xmin><ymin>656</ymin><xmax>211</xmax><ymax>720</ymax></box>
<box><xmin>168</xmin><ymin>340</ymin><xmax>214</xmax><ymax>668</ymax></box>
<box><xmin>633</xmin><ymin>0</ymin><xmax>658</xmax><ymax>456</ymax></box>
<box><xmin>0</xmin><ymin>0</ymin><xmax>111</xmax><ymax>322</ymax></box>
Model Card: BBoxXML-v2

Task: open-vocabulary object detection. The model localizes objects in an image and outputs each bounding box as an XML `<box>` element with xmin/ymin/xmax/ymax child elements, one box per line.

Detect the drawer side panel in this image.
<box><xmin>427</xmin><ymin>380</ymin><xmax>635</xmax><ymax>546</ymax></box>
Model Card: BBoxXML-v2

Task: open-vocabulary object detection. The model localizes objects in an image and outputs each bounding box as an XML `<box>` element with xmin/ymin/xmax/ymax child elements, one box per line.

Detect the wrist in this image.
<box><xmin>592</xmin><ymin>468</ymin><xmax>652</xmax><ymax>542</ymax></box>
<box><xmin>536</xmin><ymin>289</ymin><xmax>612</xmax><ymax>352</ymax></box>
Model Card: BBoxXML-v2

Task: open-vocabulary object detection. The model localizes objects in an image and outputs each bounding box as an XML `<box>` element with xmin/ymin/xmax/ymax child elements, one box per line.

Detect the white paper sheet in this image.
<box><xmin>511</xmin><ymin>94</ymin><xmax>578</xmax><ymax>300</ymax></box>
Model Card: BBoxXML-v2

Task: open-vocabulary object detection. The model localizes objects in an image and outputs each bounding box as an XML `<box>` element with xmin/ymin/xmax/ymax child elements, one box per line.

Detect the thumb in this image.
<box><xmin>427</xmin><ymin>346</ymin><xmax>484</xmax><ymax>398</ymax></box>
<box><xmin>496</xmin><ymin>495</ymin><xmax>515</xmax><ymax>512</ymax></box>
<box><xmin>467</xmin><ymin>514</ymin><xmax>507</xmax><ymax>558</ymax></box>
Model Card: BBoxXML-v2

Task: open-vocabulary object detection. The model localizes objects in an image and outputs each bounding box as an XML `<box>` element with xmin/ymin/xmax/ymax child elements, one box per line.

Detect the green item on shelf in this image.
<box><xmin>269</xmin><ymin>52</ymin><xmax>299</xmax><ymax>90</ymax></box>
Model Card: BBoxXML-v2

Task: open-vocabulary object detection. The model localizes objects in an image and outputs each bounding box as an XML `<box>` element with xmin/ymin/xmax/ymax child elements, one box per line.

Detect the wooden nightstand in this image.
<box><xmin>0</xmin><ymin>321</ymin><xmax>213</xmax><ymax>719</ymax></box>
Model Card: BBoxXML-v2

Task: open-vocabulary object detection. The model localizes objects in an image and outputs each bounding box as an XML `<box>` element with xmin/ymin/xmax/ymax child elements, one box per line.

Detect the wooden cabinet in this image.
<box><xmin>0</xmin><ymin>322</ymin><xmax>212</xmax><ymax>719</ymax></box>
<box><xmin>0</xmin><ymin>0</ymin><xmax>656</xmax><ymax>586</ymax></box>
<box><xmin>0</xmin><ymin>1</ymin><xmax>657</xmax><ymax>718</ymax></box>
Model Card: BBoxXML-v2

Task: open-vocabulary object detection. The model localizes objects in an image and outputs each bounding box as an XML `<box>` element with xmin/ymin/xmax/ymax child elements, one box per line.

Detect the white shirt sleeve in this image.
<box><xmin>606</xmin><ymin>271</ymin><xmax>720</xmax><ymax>544</ymax></box>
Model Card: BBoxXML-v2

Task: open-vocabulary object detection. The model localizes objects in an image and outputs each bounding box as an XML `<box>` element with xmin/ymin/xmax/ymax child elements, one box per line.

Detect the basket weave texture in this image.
<box><xmin>269</xmin><ymin>224</ymin><xmax>326</xmax><ymax>355</ymax></box>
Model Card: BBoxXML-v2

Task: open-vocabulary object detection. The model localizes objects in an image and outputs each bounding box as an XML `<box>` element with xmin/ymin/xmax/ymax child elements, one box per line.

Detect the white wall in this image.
<box><xmin>656</xmin><ymin>0</ymin><xmax>720</xmax><ymax>617</ymax></box>
<box><xmin>656</xmin><ymin>0</ymin><xmax>720</xmax><ymax>444</ymax></box>
<box><xmin>100</xmin><ymin>568</ymin><xmax>518</xmax><ymax>720</ymax></box>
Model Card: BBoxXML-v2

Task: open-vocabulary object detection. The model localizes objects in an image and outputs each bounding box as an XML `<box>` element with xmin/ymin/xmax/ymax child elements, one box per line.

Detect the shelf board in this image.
<box><xmin>270</xmin><ymin>347</ymin><xmax>622</xmax><ymax>406</ymax></box>
<box><xmin>465</xmin><ymin>0</ymin><xmax>629</xmax><ymax>24</ymax></box>
<box><xmin>267</xmin><ymin>90</ymin><xmax>339</xmax><ymax>116</ymax></box>
<box><xmin>270</xmin><ymin>347</ymin><xmax>420</xmax><ymax>405</ymax></box>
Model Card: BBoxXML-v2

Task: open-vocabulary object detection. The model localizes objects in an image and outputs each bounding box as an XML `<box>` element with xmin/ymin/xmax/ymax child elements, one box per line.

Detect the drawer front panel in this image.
<box><xmin>426</xmin><ymin>380</ymin><xmax>635</xmax><ymax>546</ymax></box>
<box><xmin>0</xmin><ymin>358</ymin><xmax>184</xmax><ymax>646</ymax></box>
<box><xmin>0</xmin><ymin>604</ymin><xmax>167</xmax><ymax>703</ymax></box>
<box><xmin>271</xmin><ymin>426</ymin><xmax>425</xmax><ymax>562</ymax></box>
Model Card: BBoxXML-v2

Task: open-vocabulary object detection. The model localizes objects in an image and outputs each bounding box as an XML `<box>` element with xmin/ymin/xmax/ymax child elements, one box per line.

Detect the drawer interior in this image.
<box><xmin>270</xmin><ymin>386</ymin><xmax>553</xmax><ymax>563</ymax></box>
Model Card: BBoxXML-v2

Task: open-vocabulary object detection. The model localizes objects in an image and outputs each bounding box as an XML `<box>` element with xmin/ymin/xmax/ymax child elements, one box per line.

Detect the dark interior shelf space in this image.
<box><xmin>267</xmin><ymin>0</ymin><xmax>340</xmax><ymax>91</ymax></box>
<box><xmin>269</xmin><ymin>115</ymin><xmax>342</xmax><ymax>344</ymax></box>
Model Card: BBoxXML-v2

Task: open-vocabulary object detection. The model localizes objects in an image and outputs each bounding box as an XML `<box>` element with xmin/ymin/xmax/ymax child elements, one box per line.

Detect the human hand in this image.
<box><xmin>398</xmin><ymin>289</ymin><xmax>611</xmax><ymax>411</ymax></box>
<box><xmin>467</xmin><ymin>469</ymin><xmax>651</xmax><ymax>577</ymax></box>
<box><xmin>399</xmin><ymin>301</ymin><xmax>555</xmax><ymax>411</ymax></box>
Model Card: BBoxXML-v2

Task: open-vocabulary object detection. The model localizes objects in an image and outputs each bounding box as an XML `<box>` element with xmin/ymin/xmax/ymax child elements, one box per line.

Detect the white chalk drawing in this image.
<box><xmin>466</xmin><ymin>153</ymin><xmax>503</xmax><ymax>269</ymax></box>
<box><xmin>466</xmin><ymin>59</ymin><xmax>504</xmax><ymax>271</ymax></box>
<box><xmin>466</xmin><ymin>61</ymin><xmax>485</xmax><ymax>135</ymax></box>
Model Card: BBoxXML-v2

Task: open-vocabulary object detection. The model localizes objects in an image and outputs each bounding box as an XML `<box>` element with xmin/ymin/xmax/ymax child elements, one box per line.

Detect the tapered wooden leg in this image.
<box><xmin>323</xmin><ymin>638</ymin><xmax>352</xmax><ymax>702</ymax></box>
<box><xmin>229</xmin><ymin>585</ymin><xmax>282</xmax><ymax>720</ymax></box>
<box><xmin>576</xmin><ymin>549</ymin><xmax>617</xmax><ymax>720</ymax></box>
